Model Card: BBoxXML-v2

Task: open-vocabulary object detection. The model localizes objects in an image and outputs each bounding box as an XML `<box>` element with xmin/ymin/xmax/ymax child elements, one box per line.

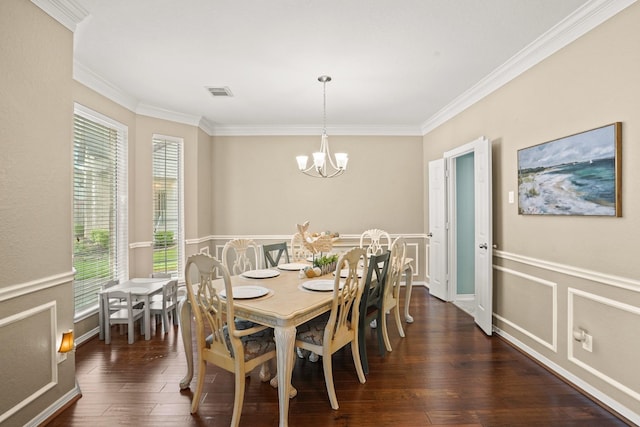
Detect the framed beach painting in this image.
<box><xmin>517</xmin><ymin>122</ymin><xmax>621</xmax><ymax>216</ymax></box>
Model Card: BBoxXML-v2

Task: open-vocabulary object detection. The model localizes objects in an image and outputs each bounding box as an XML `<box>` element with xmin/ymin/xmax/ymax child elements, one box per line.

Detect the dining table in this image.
<box><xmin>178</xmin><ymin>262</ymin><xmax>340</xmax><ymax>427</ymax></box>
<box><xmin>99</xmin><ymin>277</ymin><xmax>172</xmax><ymax>342</ymax></box>
<box><xmin>178</xmin><ymin>255</ymin><xmax>415</xmax><ymax>426</ymax></box>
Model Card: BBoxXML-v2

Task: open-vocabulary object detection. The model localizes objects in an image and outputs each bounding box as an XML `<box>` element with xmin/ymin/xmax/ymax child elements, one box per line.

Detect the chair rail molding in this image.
<box><xmin>0</xmin><ymin>271</ymin><xmax>75</xmax><ymax>303</ymax></box>
<box><xmin>494</xmin><ymin>250</ymin><xmax>640</xmax><ymax>293</ymax></box>
<box><xmin>129</xmin><ymin>241</ymin><xmax>153</xmax><ymax>249</ymax></box>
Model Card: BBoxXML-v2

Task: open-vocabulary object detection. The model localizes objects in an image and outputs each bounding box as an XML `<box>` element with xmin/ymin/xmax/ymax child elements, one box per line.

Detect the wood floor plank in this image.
<box><xmin>45</xmin><ymin>288</ymin><xmax>631</xmax><ymax>427</ymax></box>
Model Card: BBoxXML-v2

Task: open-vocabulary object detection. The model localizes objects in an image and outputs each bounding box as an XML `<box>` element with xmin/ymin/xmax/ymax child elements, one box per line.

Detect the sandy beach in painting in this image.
<box><xmin>518</xmin><ymin>160</ymin><xmax>615</xmax><ymax>216</ymax></box>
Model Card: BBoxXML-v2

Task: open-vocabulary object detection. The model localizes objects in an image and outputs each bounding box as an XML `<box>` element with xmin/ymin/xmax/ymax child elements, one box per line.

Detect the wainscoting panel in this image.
<box><xmin>493</xmin><ymin>265</ymin><xmax>557</xmax><ymax>351</ymax></box>
<box><xmin>568</xmin><ymin>288</ymin><xmax>640</xmax><ymax>402</ymax></box>
<box><xmin>493</xmin><ymin>250</ymin><xmax>640</xmax><ymax>423</ymax></box>
<box><xmin>0</xmin><ymin>302</ymin><xmax>57</xmax><ymax>423</ymax></box>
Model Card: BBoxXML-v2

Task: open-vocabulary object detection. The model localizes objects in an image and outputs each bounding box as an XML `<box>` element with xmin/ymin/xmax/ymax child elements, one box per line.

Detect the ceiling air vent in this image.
<box><xmin>206</xmin><ymin>86</ymin><xmax>233</xmax><ymax>97</ymax></box>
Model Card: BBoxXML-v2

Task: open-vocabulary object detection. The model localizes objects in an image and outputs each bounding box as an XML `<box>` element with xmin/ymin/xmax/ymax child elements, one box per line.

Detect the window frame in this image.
<box><xmin>151</xmin><ymin>134</ymin><xmax>184</xmax><ymax>280</ymax></box>
<box><xmin>72</xmin><ymin>103</ymin><xmax>128</xmax><ymax>320</ymax></box>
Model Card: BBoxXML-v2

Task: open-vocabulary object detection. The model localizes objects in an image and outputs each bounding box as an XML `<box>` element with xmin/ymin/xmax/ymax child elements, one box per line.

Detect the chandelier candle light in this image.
<box><xmin>296</xmin><ymin>75</ymin><xmax>348</xmax><ymax>178</ymax></box>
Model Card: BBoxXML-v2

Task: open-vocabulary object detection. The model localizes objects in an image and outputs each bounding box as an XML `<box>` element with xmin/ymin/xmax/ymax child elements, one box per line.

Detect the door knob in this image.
<box><xmin>479</xmin><ymin>243</ymin><xmax>488</xmax><ymax>249</ymax></box>
<box><xmin>427</xmin><ymin>233</ymin><xmax>433</xmax><ymax>238</ymax></box>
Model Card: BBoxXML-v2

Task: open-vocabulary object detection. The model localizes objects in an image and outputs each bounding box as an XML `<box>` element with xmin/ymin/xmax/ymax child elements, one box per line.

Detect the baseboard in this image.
<box><xmin>26</xmin><ymin>380</ymin><xmax>82</xmax><ymax>427</ymax></box>
<box><xmin>75</xmin><ymin>327</ymin><xmax>99</xmax><ymax>346</ymax></box>
<box><xmin>494</xmin><ymin>326</ymin><xmax>640</xmax><ymax>426</ymax></box>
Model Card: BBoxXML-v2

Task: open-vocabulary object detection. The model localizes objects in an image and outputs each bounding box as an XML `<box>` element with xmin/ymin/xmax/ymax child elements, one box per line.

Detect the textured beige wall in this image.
<box><xmin>424</xmin><ymin>3</ymin><xmax>640</xmax><ymax>419</ymax></box>
<box><xmin>1</xmin><ymin>0</ymin><xmax>73</xmax><ymax>285</ymax></box>
<box><xmin>196</xmin><ymin>127</ymin><xmax>213</xmax><ymax>241</ymax></box>
<box><xmin>211</xmin><ymin>135</ymin><xmax>424</xmax><ymax>236</ymax></box>
<box><xmin>425</xmin><ymin>4</ymin><xmax>640</xmax><ymax>277</ymax></box>
<box><xmin>0</xmin><ymin>0</ymin><xmax>76</xmax><ymax>425</ymax></box>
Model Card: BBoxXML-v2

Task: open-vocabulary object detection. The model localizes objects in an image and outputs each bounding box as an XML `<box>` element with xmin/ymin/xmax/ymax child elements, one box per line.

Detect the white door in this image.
<box><xmin>433</xmin><ymin>136</ymin><xmax>493</xmax><ymax>335</ymax></box>
<box><xmin>473</xmin><ymin>137</ymin><xmax>493</xmax><ymax>335</ymax></box>
<box><xmin>428</xmin><ymin>158</ymin><xmax>448</xmax><ymax>301</ymax></box>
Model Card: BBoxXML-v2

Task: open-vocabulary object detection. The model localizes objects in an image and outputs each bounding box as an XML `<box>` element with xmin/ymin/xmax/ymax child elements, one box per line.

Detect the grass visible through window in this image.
<box><xmin>153</xmin><ymin>246</ymin><xmax>178</xmax><ymax>272</ymax></box>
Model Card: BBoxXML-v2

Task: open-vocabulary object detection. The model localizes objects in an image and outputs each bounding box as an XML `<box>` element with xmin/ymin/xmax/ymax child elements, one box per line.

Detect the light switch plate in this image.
<box><xmin>508</xmin><ymin>191</ymin><xmax>515</xmax><ymax>204</ymax></box>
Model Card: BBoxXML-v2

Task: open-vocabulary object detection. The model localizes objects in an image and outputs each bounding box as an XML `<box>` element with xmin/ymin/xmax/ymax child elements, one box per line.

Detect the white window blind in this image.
<box><xmin>73</xmin><ymin>104</ymin><xmax>128</xmax><ymax>315</ymax></box>
<box><xmin>152</xmin><ymin>135</ymin><xmax>183</xmax><ymax>278</ymax></box>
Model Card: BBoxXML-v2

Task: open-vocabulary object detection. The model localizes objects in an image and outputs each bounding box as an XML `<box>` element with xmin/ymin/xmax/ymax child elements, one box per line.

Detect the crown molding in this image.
<box><xmin>207</xmin><ymin>124</ymin><xmax>423</xmax><ymax>137</ymax></box>
<box><xmin>73</xmin><ymin>60</ymin><xmax>139</xmax><ymax>112</ymax></box>
<box><xmin>420</xmin><ymin>0</ymin><xmax>637</xmax><ymax>135</ymax></box>
<box><xmin>31</xmin><ymin>0</ymin><xmax>89</xmax><ymax>31</ymax></box>
<box><xmin>136</xmin><ymin>104</ymin><xmax>202</xmax><ymax>127</ymax></box>
<box><xmin>198</xmin><ymin>117</ymin><xmax>216</xmax><ymax>136</ymax></box>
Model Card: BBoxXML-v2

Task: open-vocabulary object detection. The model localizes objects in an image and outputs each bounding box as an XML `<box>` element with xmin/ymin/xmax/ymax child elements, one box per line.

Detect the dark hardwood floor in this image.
<box><xmin>47</xmin><ymin>288</ymin><xmax>630</xmax><ymax>427</ymax></box>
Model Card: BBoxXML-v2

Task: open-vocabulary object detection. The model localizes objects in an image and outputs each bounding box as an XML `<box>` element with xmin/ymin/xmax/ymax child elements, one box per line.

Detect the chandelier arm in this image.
<box><xmin>300</xmin><ymin>162</ymin><xmax>326</xmax><ymax>177</ymax></box>
<box><xmin>300</xmin><ymin>168</ymin><xmax>345</xmax><ymax>178</ymax></box>
<box><xmin>323</xmin><ymin>143</ymin><xmax>341</xmax><ymax>171</ymax></box>
<box><xmin>323</xmin><ymin>168</ymin><xmax>345</xmax><ymax>178</ymax></box>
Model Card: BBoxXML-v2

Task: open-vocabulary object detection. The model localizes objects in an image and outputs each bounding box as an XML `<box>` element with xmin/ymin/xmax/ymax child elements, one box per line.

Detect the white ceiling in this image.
<box><xmin>70</xmin><ymin>0</ymin><xmax>597</xmax><ymax>135</ymax></box>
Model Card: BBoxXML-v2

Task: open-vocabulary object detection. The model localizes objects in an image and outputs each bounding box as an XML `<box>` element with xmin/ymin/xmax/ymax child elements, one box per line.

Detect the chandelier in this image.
<box><xmin>296</xmin><ymin>75</ymin><xmax>348</xmax><ymax>178</ymax></box>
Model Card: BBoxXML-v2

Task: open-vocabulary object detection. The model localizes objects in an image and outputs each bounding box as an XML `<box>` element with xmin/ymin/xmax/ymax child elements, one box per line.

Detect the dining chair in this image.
<box><xmin>379</xmin><ymin>237</ymin><xmax>407</xmax><ymax>352</ymax></box>
<box><xmin>184</xmin><ymin>253</ymin><xmax>277</xmax><ymax>426</ymax></box>
<box><xmin>294</xmin><ymin>247</ymin><xmax>368</xmax><ymax>410</ymax></box>
<box><xmin>151</xmin><ymin>271</ymin><xmax>189</xmax><ymax>303</ymax></box>
<box><xmin>357</xmin><ymin>250</ymin><xmax>391</xmax><ymax>375</ymax></box>
<box><xmin>149</xmin><ymin>279</ymin><xmax>179</xmax><ymax>333</ymax></box>
<box><xmin>221</xmin><ymin>238</ymin><xmax>261</xmax><ymax>274</ymax></box>
<box><xmin>104</xmin><ymin>290</ymin><xmax>145</xmax><ymax>345</ymax></box>
<box><xmin>359</xmin><ymin>228</ymin><xmax>392</xmax><ymax>257</ymax></box>
<box><xmin>262</xmin><ymin>241</ymin><xmax>290</xmax><ymax>267</ymax></box>
<box><xmin>99</xmin><ymin>279</ymin><xmax>122</xmax><ymax>340</ymax></box>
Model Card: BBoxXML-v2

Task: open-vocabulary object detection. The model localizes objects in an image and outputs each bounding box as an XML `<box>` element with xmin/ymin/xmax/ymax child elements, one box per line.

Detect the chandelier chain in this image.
<box><xmin>322</xmin><ymin>79</ymin><xmax>327</xmax><ymax>135</ymax></box>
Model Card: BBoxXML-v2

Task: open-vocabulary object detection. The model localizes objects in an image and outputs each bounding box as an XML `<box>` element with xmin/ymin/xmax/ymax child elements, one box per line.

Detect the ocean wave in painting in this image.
<box><xmin>518</xmin><ymin>158</ymin><xmax>615</xmax><ymax>215</ymax></box>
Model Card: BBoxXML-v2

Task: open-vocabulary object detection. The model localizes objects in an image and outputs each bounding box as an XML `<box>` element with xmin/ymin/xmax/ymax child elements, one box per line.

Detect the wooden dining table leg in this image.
<box><xmin>404</xmin><ymin>264</ymin><xmax>414</xmax><ymax>323</ymax></box>
<box><xmin>274</xmin><ymin>325</ymin><xmax>296</xmax><ymax>427</ymax></box>
<box><xmin>178</xmin><ymin>298</ymin><xmax>194</xmax><ymax>390</ymax></box>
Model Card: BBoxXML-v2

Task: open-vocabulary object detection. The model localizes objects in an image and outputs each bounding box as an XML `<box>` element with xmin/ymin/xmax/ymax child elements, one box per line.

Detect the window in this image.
<box><xmin>152</xmin><ymin>135</ymin><xmax>183</xmax><ymax>278</ymax></box>
<box><xmin>73</xmin><ymin>104</ymin><xmax>128</xmax><ymax>316</ymax></box>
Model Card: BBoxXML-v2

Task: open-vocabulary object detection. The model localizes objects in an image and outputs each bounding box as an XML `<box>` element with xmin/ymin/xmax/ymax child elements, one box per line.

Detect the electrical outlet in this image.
<box><xmin>582</xmin><ymin>333</ymin><xmax>593</xmax><ymax>352</ymax></box>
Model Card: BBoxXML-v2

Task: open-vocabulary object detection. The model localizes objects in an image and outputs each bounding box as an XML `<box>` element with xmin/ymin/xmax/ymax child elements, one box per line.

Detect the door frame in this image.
<box><xmin>441</xmin><ymin>136</ymin><xmax>493</xmax><ymax>335</ymax></box>
<box><xmin>444</xmin><ymin>140</ymin><xmax>477</xmax><ymax>301</ymax></box>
